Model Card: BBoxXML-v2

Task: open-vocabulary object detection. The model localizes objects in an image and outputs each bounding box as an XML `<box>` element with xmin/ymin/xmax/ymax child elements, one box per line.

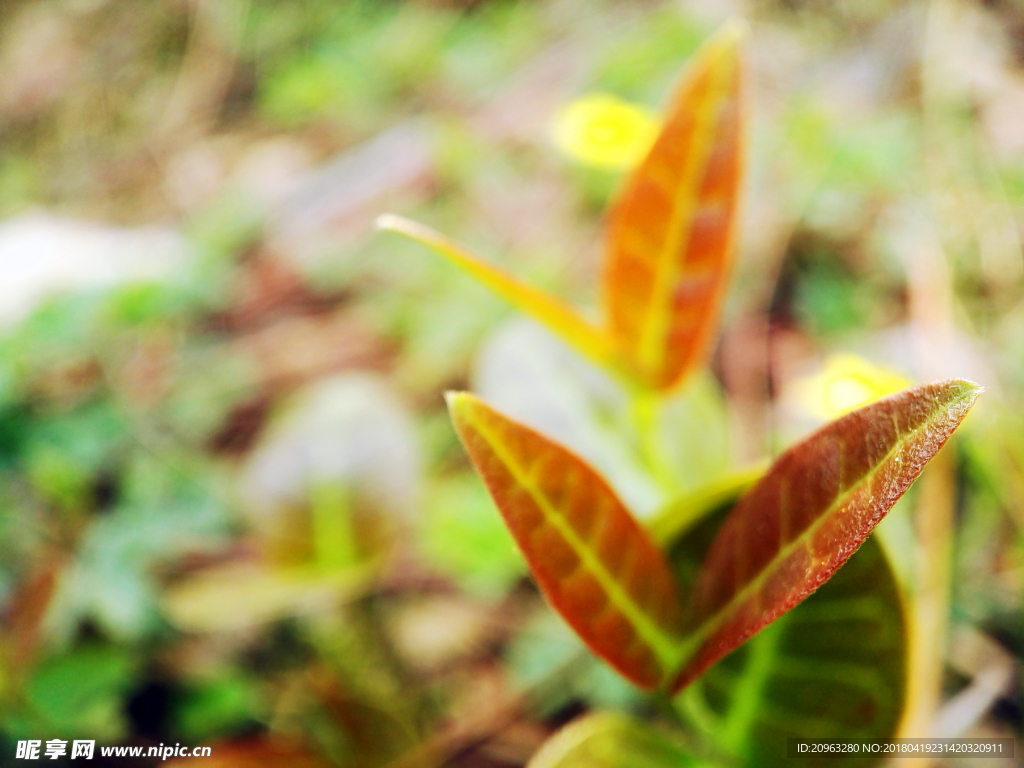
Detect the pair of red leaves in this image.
<box><xmin>448</xmin><ymin>382</ymin><xmax>979</xmax><ymax>693</ymax></box>
<box><xmin>380</xmin><ymin>25</ymin><xmax>982</xmax><ymax>693</ymax></box>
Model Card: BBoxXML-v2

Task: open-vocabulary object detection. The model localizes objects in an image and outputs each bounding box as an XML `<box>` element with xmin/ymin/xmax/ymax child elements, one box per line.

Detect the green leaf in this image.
<box><xmin>18</xmin><ymin>645</ymin><xmax>137</xmax><ymax>740</ymax></box>
<box><xmin>506</xmin><ymin>610</ymin><xmax>645</xmax><ymax>717</ymax></box>
<box><xmin>672</xmin><ymin>379</ymin><xmax>980</xmax><ymax>691</ymax></box>
<box><xmin>528</xmin><ymin>713</ymin><xmax>702</xmax><ymax>768</ymax></box>
<box><xmin>24</xmin><ymin>401</ymin><xmax>128</xmax><ymax>508</ymax></box>
<box><xmin>664</xmin><ymin>497</ymin><xmax>905</xmax><ymax>767</ymax></box>
<box><xmin>420</xmin><ymin>473</ymin><xmax>524</xmax><ymax>598</ymax></box>
<box><xmin>447</xmin><ymin>392</ymin><xmax>685</xmax><ymax>689</ymax></box>
<box><xmin>647</xmin><ymin>465</ymin><xmax>765</xmax><ymax>547</ymax></box>
<box><xmin>173</xmin><ymin>675</ymin><xmax>262</xmax><ymax>742</ymax></box>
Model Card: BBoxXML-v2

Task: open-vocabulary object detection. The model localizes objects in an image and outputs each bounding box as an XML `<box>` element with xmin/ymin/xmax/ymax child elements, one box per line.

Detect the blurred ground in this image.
<box><xmin>0</xmin><ymin>0</ymin><xmax>1019</xmax><ymax>765</ymax></box>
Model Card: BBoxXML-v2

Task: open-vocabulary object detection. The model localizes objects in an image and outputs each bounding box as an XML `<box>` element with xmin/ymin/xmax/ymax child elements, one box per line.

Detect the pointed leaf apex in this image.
<box><xmin>949</xmin><ymin>378</ymin><xmax>984</xmax><ymax>399</ymax></box>
<box><xmin>444</xmin><ymin>390</ymin><xmax>469</xmax><ymax>411</ymax></box>
<box><xmin>711</xmin><ymin>18</ymin><xmax>750</xmax><ymax>49</ymax></box>
<box><xmin>922</xmin><ymin>378</ymin><xmax>984</xmax><ymax>418</ymax></box>
<box><xmin>375</xmin><ymin>212</ymin><xmax>425</xmax><ymax>237</ymax></box>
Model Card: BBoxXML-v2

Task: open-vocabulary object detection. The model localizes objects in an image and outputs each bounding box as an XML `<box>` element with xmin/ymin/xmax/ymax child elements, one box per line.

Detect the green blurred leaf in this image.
<box><xmin>310</xmin><ymin>483</ymin><xmax>361</xmax><ymax>572</ymax></box>
<box><xmin>17</xmin><ymin>645</ymin><xmax>137</xmax><ymax>740</ymax></box>
<box><xmin>102</xmin><ymin>282</ymin><xmax>188</xmax><ymax>328</ymax></box>
<box><xmin>173</xmin><ymin>675</ymin><xmax>262</xmax><ymax>742</ymax></box>
<box><xmin>656</xmin><ymin>374</ymin><xmax>734</xmax><ymax>492</ymax></box>
<box><xmin>528</xmin><ymin>712</ymin><xmax>702</xmax><ymax>768</ymax></box>
<box><xmin>256</xmin><ymin>3</ymin><xmax>452</xmax><ymax>129</ymax></box>
<box><xmin>24</xmin><ymin>401</ymin><xmax>128</xmax><ymax>508</ymax></box>
<box><xmin>793</xmin><ymin>260</ymin><xmax>891</xmax><ymax>339</ymax></box>
<box><xmin>647</xmin><ymin>466</ymin><xmax>764</xmax><ymax>549</ymax></box>
<box><xmin>259</xmin><ymin>51</ymin><xmax>360</xmax><ymax>125</ymax></box>
<box><xmin>53</xmin><ymin>454</ymin><xmax>231</xmax><ymax>640</ymax></box>
<box><xmin>1</xmin><ymin>294</ymin><xmax>103</xmax><ymax>389</ymax></box>
<box><xmin>420</xmin><ymin>473</ymin><xmax>523</xmax><ymax>598</ymax></box>
<box><xmin>507</xmin><ymin>610</ymin><xmax>644</xmax><ymax>717</ymax></box>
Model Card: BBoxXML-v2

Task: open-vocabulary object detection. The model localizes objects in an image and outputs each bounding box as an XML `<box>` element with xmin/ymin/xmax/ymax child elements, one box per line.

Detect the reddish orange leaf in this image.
<box><xmin>602</xmin><ymin>22</ymin><xmax>746</xmax><ymax>391</ymax></box>
<box><xmin>671</xmin><ymin>379</ymin><xmax>982</xmax><ymax>692</ymax></box>
<box><xmin>447</xmin><ymin>392</ymin><xmax>685</xmax><ymax>689</ymax></box>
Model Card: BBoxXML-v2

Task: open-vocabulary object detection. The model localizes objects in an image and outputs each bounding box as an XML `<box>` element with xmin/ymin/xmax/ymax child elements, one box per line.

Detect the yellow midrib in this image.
<box><xmin>636</xmin><ymin>47</ymin><xmax>734</xmax><ymax>378</ymax></box>
<box><xmin>676</xmin><ymin>400</ymin><xmax>950</xmax><ymax>673</ymax></box>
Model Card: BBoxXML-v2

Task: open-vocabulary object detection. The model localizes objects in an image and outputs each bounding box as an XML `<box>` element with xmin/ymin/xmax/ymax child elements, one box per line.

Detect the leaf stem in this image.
<box><xmin>652</xmin><ymin>688</ymin><xmax>689</xmax><ymax>732</ymax></box>
<box><xmin>629</xmin><ymin>388</ymin><xmax>675</xmax><ymax>492</ymax></box>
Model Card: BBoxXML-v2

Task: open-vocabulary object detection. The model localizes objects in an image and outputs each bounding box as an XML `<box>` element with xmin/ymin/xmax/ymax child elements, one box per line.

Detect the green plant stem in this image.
<box><xmin>629</xmin><ymin>388</ymin><xmax>675</xmax><ymax>492</ymax></box>
<box><xmin>653</xmin><ymin>689</ymin><xmax>688</xmax><ymax>732</ymax></box>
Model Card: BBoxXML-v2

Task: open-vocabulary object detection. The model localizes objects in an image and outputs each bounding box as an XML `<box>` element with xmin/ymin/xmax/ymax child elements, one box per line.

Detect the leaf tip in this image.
<box><xmin>374</xmin><ymin>213</ymin><xmax>396</xmax><ymax>230</ymax></box>
<box><xmin>694</xmin><ymin>18</ymin><xmax>748</xmax><ymax>67</ymax></box>
<box><xmin>714</xmin><ymin>17</ymin><xmax>751</xmax><ymax>49</ymax></box>
<box><xmin>374</xmin><ymin>212</ymin><xmax>407</xmax><ymax>233</ymax></box>
<box><xmin>941</xmin><ymin>378</ymin><xmax>985</xmax><ymax>412</ymax></box>
<box><xmin>953</xmin><ymin>378</ymin><xmax>985</xmax><ymax>396</ymax></box>
<box><xmin>444</xmin><ymin>390</ymin><xmax>476</xmax><ymax>421</ymax></box>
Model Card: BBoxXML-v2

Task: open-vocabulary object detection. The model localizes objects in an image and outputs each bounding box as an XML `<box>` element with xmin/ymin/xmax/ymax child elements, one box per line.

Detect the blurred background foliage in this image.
<box><xmin>0</xmin><ymin>0</ymin><xmax>1018</xmax><ymax>765</ymax></box>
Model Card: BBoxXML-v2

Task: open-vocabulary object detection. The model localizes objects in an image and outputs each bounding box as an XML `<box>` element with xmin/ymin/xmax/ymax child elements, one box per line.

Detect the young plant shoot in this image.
<box><xmin>380</xmin><ymin>20</ymin><xmax>981</xmax><ymax>768</ymax></box>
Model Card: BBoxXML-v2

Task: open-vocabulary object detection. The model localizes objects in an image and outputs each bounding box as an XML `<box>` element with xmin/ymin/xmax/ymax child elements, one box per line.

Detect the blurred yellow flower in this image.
<box><xmin>795</xmin><ymin>354</ymin><xmax>911</xmax><ymax>420</ymax></box>
<box><xmin>550</xmin><ymin>94</ymin><xmax>660</xmax><ymax>169</ymax></box>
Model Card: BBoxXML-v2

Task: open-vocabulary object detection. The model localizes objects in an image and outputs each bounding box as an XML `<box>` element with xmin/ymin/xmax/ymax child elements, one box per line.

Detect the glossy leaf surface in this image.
<box><xmin>528</xmin><ymin>713</ymin><xmax>698</xmax><ymax>768</ymax></box>
<box><xmin>447</xmin><ymin>392</ymin><xmax>685</xmax><ymax>689</ymax></box>
<box><xmin>664</xmin><ymin>496</ymin><xmax>905</xmax><ymax>768</ymax></box>
<box><xmin>673</xmin><ymin>379</ymin><xmax>980</xmax><ymax>691</ymax></box>
<box><xmin>602</xmin><ymin>22</ymin><xmax>746</xmax><ymax>390</ymax></box>
<box><xmin>377</xmin><ymin>214</ymin><xmax>621</xmax><ymax>374</ymax></box>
